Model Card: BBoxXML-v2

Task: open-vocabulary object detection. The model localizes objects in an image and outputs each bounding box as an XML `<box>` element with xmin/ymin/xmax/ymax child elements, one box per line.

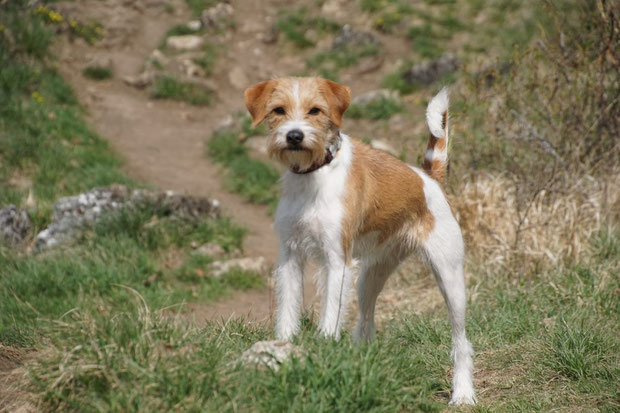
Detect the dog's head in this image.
<box><xmin>244</xmin><ymin>77</ymin><xmax>350</xmax><ymax>171</ymax></box>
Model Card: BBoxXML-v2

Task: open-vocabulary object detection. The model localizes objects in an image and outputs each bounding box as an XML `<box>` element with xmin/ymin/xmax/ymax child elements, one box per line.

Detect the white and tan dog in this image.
<box><xmin>244</xmin><ymin>77</ymin><xmax>476</xmax><ymax>405</ymax></box>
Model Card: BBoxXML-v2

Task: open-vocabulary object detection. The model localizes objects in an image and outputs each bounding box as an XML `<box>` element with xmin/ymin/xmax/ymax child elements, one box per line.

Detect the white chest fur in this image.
<box><xmin>274</xmin><ymin>135</ymin><xmax>353</xmax><ymax>259</ymax></box>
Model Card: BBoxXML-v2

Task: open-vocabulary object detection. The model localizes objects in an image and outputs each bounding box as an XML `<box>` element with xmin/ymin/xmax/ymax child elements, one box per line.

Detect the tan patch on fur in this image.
<box><xmin>423</xmin><ymin>110</ymin><xmax>449</xmax><ymax>184</ymax></box>
<box><xmin>341</xmin><ymin>139</ymin><xmax>435</xmax><ymax>264</ymax></box>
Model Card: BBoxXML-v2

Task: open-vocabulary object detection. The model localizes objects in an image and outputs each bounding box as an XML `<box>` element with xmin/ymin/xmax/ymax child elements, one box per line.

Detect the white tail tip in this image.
<box><xmin>426</xmin><ymin>87</ymin><xmax>449</xmax><ymax>139</ymax></box>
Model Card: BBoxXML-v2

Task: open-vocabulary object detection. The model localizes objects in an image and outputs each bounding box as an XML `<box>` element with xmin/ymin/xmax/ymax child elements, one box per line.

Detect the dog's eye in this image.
<box><xmin>308</xmin><ymin>107</ymin><xmax>321</xmax><ymax>115</ymax></box>
<box><xmin>273</xmin><ymin>107</ymin><xmax>286</xmax><ymax>115</ymax></box>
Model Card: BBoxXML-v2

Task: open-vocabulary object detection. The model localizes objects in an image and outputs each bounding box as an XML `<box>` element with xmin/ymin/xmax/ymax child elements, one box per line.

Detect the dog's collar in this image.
<box><xmin>290</xmin><ymin>133</ymin><xmax>341</xmax><ymax>175</ymax></box>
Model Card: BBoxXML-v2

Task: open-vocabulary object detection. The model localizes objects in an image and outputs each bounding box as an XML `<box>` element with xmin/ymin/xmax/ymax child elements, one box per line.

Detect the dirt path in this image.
<box><xmin>53</xmin><ymin>0</ymin><xmax>324</xmax><ymax>324</ymax></box>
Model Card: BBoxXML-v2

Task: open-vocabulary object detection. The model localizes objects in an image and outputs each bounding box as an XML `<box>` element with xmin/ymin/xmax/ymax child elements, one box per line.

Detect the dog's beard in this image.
<box><xmin>268</xmin><ymin>134</ymin><xmax>326</xmax><ymax>171</ymax></box>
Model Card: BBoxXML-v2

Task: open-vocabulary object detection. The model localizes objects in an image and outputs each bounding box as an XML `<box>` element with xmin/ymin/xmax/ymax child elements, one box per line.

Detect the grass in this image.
<box><xmin>276</xmin><ymin>8</ymin><xmax>341</xmax><ymax>48</ymax></box>
<box><xmin>306</xmin><ymin>43</ymin><xmax>379</xmax><ymax>81</ymax></box>
<box><xmin>82</xmin><ymin>66</ymin><xmax>112</xmax><ymax>80</ymax></box>
<box><xmin>151</xmin><ymin>76</ymin><xmax>212</xmax><ymax>106</ymax></box>
<box><xmin>0</xmin><ymin>0</ymin><xmax>259</xmax><ymax>350</ymax></box>
<box><xmin>207</xmin><ymin>126</ymin><xmax>280</xmax><ymax>211</ymax></box>
<box><xmin>185</xmin><ymin>0</ymin><xmax>217</xmax><ymax>17</ymax></box>
<box><xmin>17</xmin><ymin>228</ymin><xmax>619</xmax><ymax>411</ymax></box>
<box><xmin>347</xmin><ymin>96</ymin><xmax>403</xmax><ymax>120</ymax></box>
<box><xmin>0</xmin><ymin>2</ymin><xmax>131</xmax><ymax>209</ymax></box>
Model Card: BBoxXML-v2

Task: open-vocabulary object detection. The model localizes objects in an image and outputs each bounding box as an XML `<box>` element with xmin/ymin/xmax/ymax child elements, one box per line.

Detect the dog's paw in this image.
<box><xmin>449</xmin><ymin>392</ymin><xmax>477</xmax><ymax>406</ymax></box>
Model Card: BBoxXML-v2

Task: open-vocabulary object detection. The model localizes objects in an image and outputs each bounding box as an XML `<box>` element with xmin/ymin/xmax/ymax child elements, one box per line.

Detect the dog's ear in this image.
<box><xmin>321</xmin><ymin>79</ymin><xmax>351</xmax><ymax>128</ymax></box>
<box><xmin>244</xmin><ymin>80</ymin><xmax>276</xmax><ymax>127</ymax></box>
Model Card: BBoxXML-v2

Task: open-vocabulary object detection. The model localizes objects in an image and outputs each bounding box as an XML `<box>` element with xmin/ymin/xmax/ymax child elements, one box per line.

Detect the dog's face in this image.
<box><xmin>244</xmin><ymin>77</ymin><xmax>350</xmax><ymax>171</ymax></box>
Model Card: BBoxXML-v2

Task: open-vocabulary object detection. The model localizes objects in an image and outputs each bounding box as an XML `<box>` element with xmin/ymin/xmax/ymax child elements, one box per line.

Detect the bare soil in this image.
<box><xmin>52</xmin><ymin>0</ymin><xmax>315</xmax><ymax>324</ymax></box>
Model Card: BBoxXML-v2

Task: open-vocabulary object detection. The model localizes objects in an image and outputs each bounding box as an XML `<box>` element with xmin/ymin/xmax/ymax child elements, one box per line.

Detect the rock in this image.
<box><xmin>186</xmin><ymin>20</ymin><xmax>202</xmax><ymax>31</ymax></box>
<box><xmin>321</xmin><ymin>0</ymin><xmax>347</xmax><ymax>19</ymax></box>
<box><xmin>192</xmin><ymin>242</ymin><xmax>226</xmax><ymax>258</ymax></box>
<box><xmin>371</xmin><ymin>140</ymin><xmax>399</xmax><ymax>157</ymax></box>
<box><xmin>332</xmin><ymin>24</ymin><xmax>378</xmax><ymax>50</ymax></box>
<box><xmin>401</xmin><ymin>54</ymin><xmax>460</xmax><ymax>86</ymax></box>
<box><xmin>0</xmin><ymin>205</ymin><xmax>31</xmax><ymax>246</ymax></box>
<box><xmin>84</xmin><ymin>55</ymin><xmax>113</xmax><ymax>72</ymax></box>
<box><xmin>123</xmin><ymin>71</ymin><xmax>155</xmax><ymax>89</ymax></box>
<box><xmin>259</xmin><ymin>25</ymin><xmax>279</xmax><ymax>44</ymax></box>
<box><xmin>148</xmin><ymin>49</ymin><xmax>169</xmax><ymax>68</ymax></box>
<box><xmin>201</xmin><ymin>2</ymin><xmax>234</xmax><ymax>29</ymax></box>
<box><xmin>237</xmin><ymin>340</ymin><xmax>303</xmax><ymax>371</ymax></box>
<box><xmin>210</xmin><ymin>256</ymin><xmax>268</xmax><ymax>277</ymax></box>
<box><xmin>351</xmin><ymin>89</ymin><xmax>399</xmax><ymax>106</ymax></box>
<box><xmin>178</xmin><ymin>58</ymin><xmax>205</xmax><ymax>77</ymax></box>
<box><xmin>34</xmin><ymin>185</ymin><xmax>220</xmax><ymax>252</ymax></box>
<box><xmin>166</xmin><ymin>35</ymin><xmax>204</xmax><ymax>51</ymax></box>
<box><xmin>228</xmin><ymin>66</ymin><xmax>249</xmax><ymax>90</ymax></box>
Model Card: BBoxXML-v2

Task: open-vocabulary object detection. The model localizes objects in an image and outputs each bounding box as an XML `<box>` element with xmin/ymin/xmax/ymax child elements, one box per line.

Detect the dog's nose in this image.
<box><xmin>286</xmin><ymin>129</ymin><xmax>304</xmax><ymax>145</ymax></box>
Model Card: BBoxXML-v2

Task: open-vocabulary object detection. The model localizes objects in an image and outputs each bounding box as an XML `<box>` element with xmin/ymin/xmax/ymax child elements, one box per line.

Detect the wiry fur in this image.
<box><xmin>244</xmin><ymin>77</ymin><xmax>476</xmax><ymax>406</ymax></box>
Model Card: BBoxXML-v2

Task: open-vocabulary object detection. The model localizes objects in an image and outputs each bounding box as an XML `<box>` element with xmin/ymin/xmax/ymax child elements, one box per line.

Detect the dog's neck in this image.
<box><xmin>290</xmin><ymin>132</ymin><xmax>342</xmax><ymax>175</ymax></box>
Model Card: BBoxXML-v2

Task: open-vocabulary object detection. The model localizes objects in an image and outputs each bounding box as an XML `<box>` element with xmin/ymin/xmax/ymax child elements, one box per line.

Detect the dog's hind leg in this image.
<box><xmin>422</xmin><ymin>219</ymin><xmax>476</xmax><ymax>405</ymax></box>
<box><xmin>353</xmin><ymin>258</ymin><xmax>399</xmax><ymax>342</ymax></box>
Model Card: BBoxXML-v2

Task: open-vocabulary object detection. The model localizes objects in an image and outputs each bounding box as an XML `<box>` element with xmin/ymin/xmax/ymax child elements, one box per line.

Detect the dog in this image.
<box><xmin>244</xmin><ymin>77</ymin><xmax>476</xmax><ymax>405</ymax></box>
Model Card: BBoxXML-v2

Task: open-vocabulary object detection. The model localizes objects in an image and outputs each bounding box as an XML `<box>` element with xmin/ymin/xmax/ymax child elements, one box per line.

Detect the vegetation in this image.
<box><xmin>276</xmin><ymin>8</ymin><xmax>341</xmax><ymax>48</ymax></box>
<box><xmin>1</xmin><ymin>0</ymin><xmax>618</xmax><ymax>411</ymax></box>
<box><xmin>208</xmin><ymin>120</ymin><xmax>280</xmax><ymax>211</ymax></box>
<box><xmin>82</xmin><ymin>65</ymin><xmax>112</xmax><ymax>80</ymax></box>
<box><xmin>185</xmin><ymin>0</ymin><xmax>218</xmax><ymax>17</ymax></box>
<box><xmin>0</xmin><ymin>3</ymin><xmax>130</xmax><ymax>209</ymax></box>
<box><xmin>0</xmin><ymin>0</ymin><xmax>259</xmax><ymax>358</ymax></box>
<box><xmin>347</xmin><ymin>96</ymin><xmax>403</xmax><ymax>120</ymax></box>
<box><xmin>151</xmin><ymin>76</ymin><xmax>213</xmax><ymax>106</ymax></box>
<box><xmin>14</xmin><ymin>228</ymin><xmax>618</xmax><ymax>411</ymax></box>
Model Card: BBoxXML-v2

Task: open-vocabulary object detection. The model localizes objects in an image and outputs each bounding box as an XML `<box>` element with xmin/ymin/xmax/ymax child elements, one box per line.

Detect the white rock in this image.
<box><xmin>210</xmin><ymin>256</ymin><xmax>268</xmax><ymax>277</ymax></box>
<box><xmin>192</xmin><ymin>242</ymin><xmax>226</xmax><ymax>258</ymax></box>
<box><xmin>237</xmin><ymin>340</ymin><xmax>303</xmax><ymax>371</ymax></box>
<box><xmin>201</xmin><ymin>3</ymin><xmax>234</xmax><ymax>29</ymax></box>
<box><xmin>166</xmin><ymin>35</ymin><xmax>204</xmax><ymax>51</ymax></box>
<box><xmin>186</xmin><ymin>20</ymin><xmax>202</xmax><ymax>31</ymax></box>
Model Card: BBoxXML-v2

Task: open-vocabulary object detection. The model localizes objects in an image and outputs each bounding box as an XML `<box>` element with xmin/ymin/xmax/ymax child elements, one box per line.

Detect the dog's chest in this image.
<box><xmin>275</xmin><ymin>172</ymin><xmax>347</xmax><ymax>255</ymax></box>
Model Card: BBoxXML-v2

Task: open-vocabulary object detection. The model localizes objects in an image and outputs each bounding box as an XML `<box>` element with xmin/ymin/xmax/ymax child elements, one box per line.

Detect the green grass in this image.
<box><xmin>20</xmin><ymin>228</ymin><xmax>619</xmax><ymax>411</ymax></box>
<box><xmin>192</xmin><ymin>43</ymin><xmax>217</xmax><ymax>75</ymax></box>
<box><xmin>207</xmin><ymin>128</ymin><xmax>280</xmax><ymax>210</ymax></box>
<box><xmin>185</xmin><ymin>0</ymin><xmax>218</xmax><ymax>17</ymax></box>
<box><xmin>151</xmin><ymin>76</ymin><xmax>212</xmax><ymax>105</ymax></box>
<box><xmin>347</xmin><ymin>96</ymin><xmax>404</xmax><ymax>120</ymax></box>
<box><xmin>82</xmin><ymin>66</ymin><xmax>112</xmax><ymax>80</ymax></box>
<box><xmin>0</xmin><ymin>200</ymin><xmax>253</xmax><ymax>346</ymax></box>
<box><xmin>276</xmin><ymin>8</ymin><xmax>341</xmax><ymax>48</ymax></box>
<box><xmin>0</xmin><ymin>2</ymin><xmax>131</xmax><ymax>209</ymax></box>
<box><xmin>306</xmin><ymin>43</ymin><xmax>379</xmax><ymax>81</ymax></box>
<box><xmin>0</xmin><ymin>0</ymin><xmax>259</xmax><ymax>349</ymax></box>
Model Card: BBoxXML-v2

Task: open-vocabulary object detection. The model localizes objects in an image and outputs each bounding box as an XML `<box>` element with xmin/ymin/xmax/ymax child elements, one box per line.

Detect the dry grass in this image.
<box><xmin>452</xmin><ymin>171</ymin><xmax>619</xmax><ymax>276</ymax></box>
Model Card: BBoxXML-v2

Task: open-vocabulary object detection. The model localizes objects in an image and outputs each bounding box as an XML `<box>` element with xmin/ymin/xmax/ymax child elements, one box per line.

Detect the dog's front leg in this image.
<box><xmin>274</xmin><ymin>247</ymin><xmax>305</xmax><ymax>340</ymax></box>
<box><xmin>318</xmin><ymin>252</ymin><xmax>353</xmax><ymax>339</ymax></box>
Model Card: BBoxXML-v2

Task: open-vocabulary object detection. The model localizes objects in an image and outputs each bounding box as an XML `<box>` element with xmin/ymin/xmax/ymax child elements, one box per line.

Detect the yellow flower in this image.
<box><xmin>31</xmin><ymin>92</ymin><xmax>44</xmax><ymax>104</ymax></box>
<box><xmin>48</xmin><ymin>10</ymin><xmax>64</xmax><ymax>23</ymax></box>
<box><xmin>0</xmin><ymin>25</ymin><xmax>5</xmax><ymax>32</ymax></box>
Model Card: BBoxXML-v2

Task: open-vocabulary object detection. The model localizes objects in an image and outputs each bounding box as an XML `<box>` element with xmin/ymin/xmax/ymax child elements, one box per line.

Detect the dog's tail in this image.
<box><xmin>423</xmin><ymin>88</ymin><xmax>449</xmax><ymax>184</ymax></box>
